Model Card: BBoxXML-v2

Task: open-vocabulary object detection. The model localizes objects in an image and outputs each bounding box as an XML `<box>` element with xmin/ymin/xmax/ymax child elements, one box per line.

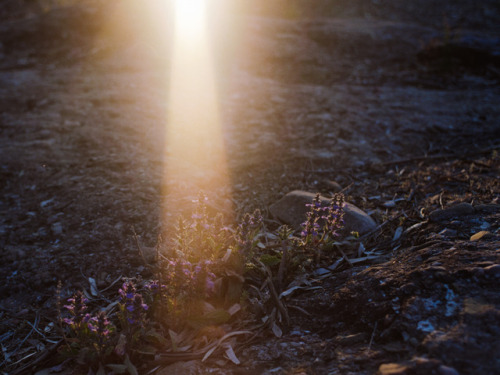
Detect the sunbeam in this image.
<box><xmin>164</xmin><ymin>0</ymin><xmax>233</xmax><ymax>221</ymax></box>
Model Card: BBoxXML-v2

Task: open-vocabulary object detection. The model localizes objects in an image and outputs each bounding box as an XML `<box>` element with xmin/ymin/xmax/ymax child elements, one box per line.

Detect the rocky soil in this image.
<box><xmin>0</xmin><ymin>0</ymin><xmax>499</xmax><ymax>374</ymax></box>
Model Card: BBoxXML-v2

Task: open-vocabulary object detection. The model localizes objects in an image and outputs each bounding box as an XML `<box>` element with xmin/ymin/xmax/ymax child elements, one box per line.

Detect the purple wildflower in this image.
<box><xmin>118</xmin><ymin>280</ymin><xmax>148</xmax><ymax>328</ymax></box>
<box><xmin>236</xmin><ymin>209</ymin><xmax>263</xmax><ymax>247</ymax></box>
<box><xmin>126</xmin><ymin>294</ymin><xmax>148</xmax><ymax>325</ymax></box>
<box><xmin>146</xmin><ymin>280</ymin><xmax>166</xmax><ymax>296</ymax></box>
<box><xmin>63</xmin><ymin>291</ymin><xmax>88</xmax><ymax>326</ymax></box>
<box><xmin>118</xmin><ymin>281</ymin><xmax>137</xmax><ymax>302</ymax></box>
<box><xmin>301</xmin><ymin>194</ymin><xmax>324</xmax><ymax>241</ymax></box>
<box><xmin>87</xmin><ymin>311</ymin><xmax>114</xmax><ymax>352</ymax></box>
<box><xmin>324</xmin><ymin>193</ymin><xmax>345</xmax><ymax>236</ymax></box>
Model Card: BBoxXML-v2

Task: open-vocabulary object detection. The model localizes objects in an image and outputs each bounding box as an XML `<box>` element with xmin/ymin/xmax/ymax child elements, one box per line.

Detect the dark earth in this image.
<box><xmin>0</xmin><ymin>0</ymin><xmax>499</xmax><ymax>374</ymax></box>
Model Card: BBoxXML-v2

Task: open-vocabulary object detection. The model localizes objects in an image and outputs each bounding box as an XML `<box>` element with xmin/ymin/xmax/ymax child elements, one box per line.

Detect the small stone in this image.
<box><xmin>429</xmin><ymin>203</ymin><xmax>474</xmax><ymax>222</ymax></box>
<box><xmin>51</xmin><ymin>222</ymin><xmax>63</xmax><ymax>236</ymax></box>
<box><xmin>383</xmin><ymin>200</ymin><xmax>397</xmax><ymax>208</ymax></box>
<box><xmin>479</xmin><ymin>221</ymin><xmax>491</xmax><ymax>230</ymax></box>
<box><xmin>378</xmin><ymin>363</ymin><xmax>410</xmax><ymax>375</ymax></box>
<box><xmin>40</xmin><ymin>198</ymin><xmax>54</xmax><ymax>208</ymax></box>
<box><xmin>439</xmin><ymin>365</ymin><xmax>460</xmax><ymax>375</ymax></box>
<box><xmin>470</xmin><ymin>231</ymin><xmax>492</xmax><ymax>241</ymax></box>
<box><xmin>269</xmin><ymin>190</ymin><xmax>377</xmax><ymax>235</ymax></box>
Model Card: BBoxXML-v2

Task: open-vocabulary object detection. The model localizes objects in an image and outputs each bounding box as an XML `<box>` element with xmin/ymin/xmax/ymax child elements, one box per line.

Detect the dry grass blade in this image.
<box><xmin>335</xmin><ymin>244</ymin><xmax>353</xmax><ymax>267</ymax></box>
<box><xmin>288</xmin><ymin>305</ymin><xmax>311</xmax><ymax>317</ymax></box>
<box><xmin>223</xmin><ymin>343</ymin><xmax>240</xmax><ymax>365</ymax></box>
<box><xmin>100</xmin><ymin>274</ymin><xmax>123</xmax><ymax>293</ymax></box>
<box><xmin>267</xmin><ymin>278</ymin><xmax>290</xmax><ymax>326</ymax></box>
<box><xmin>271</xmin><ymin>322</ymin><xmax>282</xmax><ymax>338</ymax></box>
<box><xmin>154</xmin><ymin>330</ymin><xmax>253</xmax><ymax>365</ymax></box>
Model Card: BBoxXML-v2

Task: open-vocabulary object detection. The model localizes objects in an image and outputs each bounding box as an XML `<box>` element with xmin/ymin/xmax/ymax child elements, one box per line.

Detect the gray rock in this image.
<box><xmin>429</xmin><ymin>202</ymin><xmax>474</xmax><ymax>222</ymax></box>
<box><xmin>474</xmin><ymin>204</ymin><xmax>500</xmax><ymax>213</ymax></box>
<box><xmin>269</xmin><ymin>190</ymin><xmax>377</xmax><ymax>235</ymax></box>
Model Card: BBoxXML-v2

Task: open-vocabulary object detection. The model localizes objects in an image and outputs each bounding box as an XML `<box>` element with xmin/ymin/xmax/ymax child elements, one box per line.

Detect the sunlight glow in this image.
<box><xmin>174</xmin><ymin>0</ymin><xmax>206</xmax><ymax>37</ymax></box>
<box><xmin>164</xmin><ymin>0</ymin><xmax>233</xmax><ymax>219</ymax></box>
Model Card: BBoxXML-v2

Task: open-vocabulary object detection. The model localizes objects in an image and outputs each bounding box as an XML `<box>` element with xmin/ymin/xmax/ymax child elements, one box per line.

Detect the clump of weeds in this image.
<box><xmin>57</xmin><ymin>192</ymin><xmax>350</xmax><ymax>372</ymax></box>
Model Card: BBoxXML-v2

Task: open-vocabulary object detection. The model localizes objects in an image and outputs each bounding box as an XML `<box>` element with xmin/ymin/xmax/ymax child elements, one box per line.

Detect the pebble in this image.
<box><xmin>51</xmin><ymin>222</ymin><xmax>63</xmax><ymax>236</ymax></box>
<box><xmin>383</xmin><ymin>200</ymin><xmax>397</xmax><ymax>208</ymax></box>
<box><xmin>429</xmin><ymin>203</ymin><xmax>474</xmax><ymax>222</ymax></box>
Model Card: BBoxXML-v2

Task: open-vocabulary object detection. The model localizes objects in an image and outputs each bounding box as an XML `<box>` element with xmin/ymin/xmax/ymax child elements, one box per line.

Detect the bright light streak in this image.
<box><xmin>164</xmin><ymin>0</ymin><xmax>232</xmax><ymax>219</ymax></box>
<box><xmin>174</xmin><ymin>0</ymin><xmax>206</xmax><ymax>37</ymax></box>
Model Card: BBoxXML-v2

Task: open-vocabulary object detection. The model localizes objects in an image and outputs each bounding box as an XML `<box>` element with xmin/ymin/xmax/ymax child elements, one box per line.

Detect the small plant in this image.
<box><xmin>87</xmin><ymin>311</ymin><xmax>114</xmax><ymax>359</ymax></box>
<box><xmin>173</xmin><ymin>192</ymin><xmax>234</xmax><ymax>262</ymax></box>
<box><xmin>58</xmin><ymin>192</ymin><xmax>347</xmax><ymax>372</ymax></box>
<box><xmin>61</xmin><ymin>291</ymin><xmax>115</xmax><ymax>366</ymax></box>
<box><xmin>236</xmin><ymin>209</ymin><xmax>264</xmax><ymax>257</ymax></box>
<box><xmin>300</xmin><ymin>193</ymin><xmax>345</xmax><ymax>263</ymax></box>
<box><xmin>117</xmin><ymin>281</ymin><xmax>149</xmax><ymax>346</ymax></box>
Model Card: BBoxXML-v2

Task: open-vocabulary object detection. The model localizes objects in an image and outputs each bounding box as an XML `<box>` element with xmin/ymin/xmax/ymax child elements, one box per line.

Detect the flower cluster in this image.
<box><xmin>145</xmin><ymin>280</ymin><xmax>166</xmax><ymax>296</ymax></box>
<box><xmin>301</xmin><ymin>194</ymin><xmax>323</xmax><ymax>240</ymax></box>
<box><xmin>63</xmin><ymin>291</ymin><xmax>114</xmax><ymax>360</ymax></box>
<box><xmin>236</xmin><ymin>209</ymin><xmax>263</xmax><ymax>249</ymax></box>
<box><xmin>88</xmin><ymin>311</ymin><xmax>113</xmax><ymax>351</ymax></box>
<box><xmin>174</xmin><ymin>193</ymin><xmax>234</xmax><ymax>261</ymax></box>
<box><xmin>325</xmin><ymin>193</ymin><xmax>345</xmax><ymax>237</ymax></box>
<box><xmin>63</xmin><ymin>291</ymin><xmax>89</xmax><ymax>328</ymax></box>
<box><xmin>164</xmin><ymin>259</ymin><xmax>216</xmax><ymax>298</ymax></box>
<box><xmin>301</xmin><ymin>193</ymin><xmax>345</xmax><ymax>243</ymax></box>
<box><xmin>118</xmin><ymin>281</ymin><xmax>149</xmax><ymax>327</ymax></box>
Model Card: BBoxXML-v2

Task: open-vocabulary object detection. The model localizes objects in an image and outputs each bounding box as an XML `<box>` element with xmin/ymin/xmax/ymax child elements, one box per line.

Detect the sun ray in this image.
<box><xmin>163</xmin><ymin>0</ymin><xmax>233</xmax><ymax>223</ymax></box>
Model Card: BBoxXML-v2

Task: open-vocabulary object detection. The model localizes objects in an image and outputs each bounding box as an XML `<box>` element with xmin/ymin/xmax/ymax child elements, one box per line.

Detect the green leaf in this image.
<box><xmin>124</xmin><ymin>354</ymin><xmax>138</xmax><ymax>375</ymax></box>
<box><xmin>145</xmin><ymin>329</ymin><xmax>168</xmax><ymax>346</ymax></box>
<box><xmin>260</xmin><ymin>254</ymin><xmax>281</xmax><ymax>267</ymax></box>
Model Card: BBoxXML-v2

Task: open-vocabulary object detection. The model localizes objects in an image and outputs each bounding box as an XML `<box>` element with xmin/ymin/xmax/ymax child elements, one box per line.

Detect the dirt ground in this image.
<box><xmin>0</xmin><ymin>0</ymin><xmax>499</xmax><ymax>374</ymax></box>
